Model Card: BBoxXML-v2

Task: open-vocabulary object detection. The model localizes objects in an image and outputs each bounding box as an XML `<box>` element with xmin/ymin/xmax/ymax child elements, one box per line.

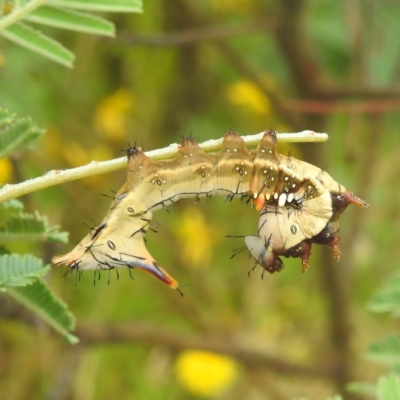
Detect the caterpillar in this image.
<box><xmin>52</xmin><ymin>130</ymin><xmax>368</xmax><ymax>290</ymax></box>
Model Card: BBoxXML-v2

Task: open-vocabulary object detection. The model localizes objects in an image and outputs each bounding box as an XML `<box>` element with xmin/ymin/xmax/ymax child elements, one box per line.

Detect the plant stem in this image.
<box><xmin>0</xmin><ymin>0</ymin><xmax>47</xmax><ymax>30</ymax></box>
<box><xmin>0</xmin><ymin>130</ymin><xmax>327</xmax><ymax>203</ymax></box>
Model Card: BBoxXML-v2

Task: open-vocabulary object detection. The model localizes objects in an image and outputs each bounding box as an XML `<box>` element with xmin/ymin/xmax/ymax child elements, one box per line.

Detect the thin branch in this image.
<box><xmin>274</xmin><ymin>0</ymin><xmax>323</xmax><ymax>97</ymax></box>
<box><xmin>283</xmin><ymin>99</ymin><xmax>400</xmax><ymax>114</ymax></box>
<box><xmin>313</xmin><ymin>87</ymin><xmax>400</xmax><ymax>100</ymax></box>
<box><xmin>76</xmin><ymin>322</ymin><xmax>331</xmax><ymax>378</ymax></box>
<box><xmin>0</xmin><ymin>130</ymin><xmax>327</xmax><ymax>203</ymax></box>
<box><xmin>116</xmin><ymin>19</ymin><xmax>274</xmax><ymax>46</ymax></box>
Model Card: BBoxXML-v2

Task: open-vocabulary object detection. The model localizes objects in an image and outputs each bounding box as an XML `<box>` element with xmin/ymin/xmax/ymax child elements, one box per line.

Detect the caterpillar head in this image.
<box><xmin>244</xmin><ymin>235</ymin><xmax>284</xmax><ymax>273</ymax></box>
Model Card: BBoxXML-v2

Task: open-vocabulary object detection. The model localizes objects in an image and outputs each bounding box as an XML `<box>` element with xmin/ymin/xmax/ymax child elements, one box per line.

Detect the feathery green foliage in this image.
<box><xmin>0</xmin><ymin>106</ymin><xmax>75</xmax><ymax>342</ymax></box>
<box><xmin>346</xmin><ymin>382</ymin><xmax>377</xmax><ymax>397</ymax></box>
<box><xmin>26</xmin><ymin>6</ymin><xmax>115</xmax><ymax>36</ymax></box>
<box><xmin>368</xmin><ymin>273</ymin><xmax>400</xmax><ymax>317</ymax></box>
<box><xmin>0</xmin><ymin>107</ymin><xmax>44</xmax><ymax>159</ymax></box>
<box><xmin>8</xmin><ymin>279</ymin><xmax>78</xmax><ymax>344</ymax></box>
<box><xmin>0</xmin><ymin>199</ymin><xmax>69</xmax><ymax>243</ymax></box>
<box><xmin>1</xmin><ymin>21</ymin><xmax>74</xmax><ymax>67</ymax></box>
<box><xmin>348</xmin><ymin>272</ymin><xmax>400</xmax><ymax>398</ymax></box>
<box><xmin>49</xmin><ymin>0</ymin><xmax>143</xmax><ymax>12</ymax></box>
<box><xmin>0</xmin><ymin>253</ymin><xmax>49</xmax><ymax>289</ymax></box>
<box><xmin>0</xmin><ymin>254</ymin><xmax>77</xmax><ymax>343</ymax></box>
<box><xmin>0</xmin><ymin>0</ymin><xmax>143</xmax><ymax>67</ymax></box>
<box><xmin>367</xmin><ymin>335</ymin><xmax>400</xmax><ymax>368</ymax></box>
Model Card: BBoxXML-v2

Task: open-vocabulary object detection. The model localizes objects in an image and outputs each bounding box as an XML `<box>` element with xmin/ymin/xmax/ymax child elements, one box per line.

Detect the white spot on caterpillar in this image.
<box><xmin>278</xmin><ymin>193</ymin><xmax>287</xmax><ymax>207</ymax></box>
<box><xmin>287</xmin><ymin>193</ymin><xmax>294</xmax><ymax>203</ymax></box>
<box><xmin>274</xmin><ymin>192</ymin><xmax>279</xmax><ymax>200</ymax></box>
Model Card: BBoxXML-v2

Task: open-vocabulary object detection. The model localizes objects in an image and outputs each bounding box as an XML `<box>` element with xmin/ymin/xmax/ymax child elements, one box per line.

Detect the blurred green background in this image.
<box><xmin>1</xmin><ymin>0</ymin><xmax>400</xmax><ymax>399</ymax></box>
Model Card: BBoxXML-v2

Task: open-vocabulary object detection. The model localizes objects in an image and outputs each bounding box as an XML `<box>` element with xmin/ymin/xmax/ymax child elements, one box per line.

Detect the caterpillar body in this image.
<box><xmin>52</xmin><ymin>130</ymin><xmax>368</xmax><ymax>290</ymax></box>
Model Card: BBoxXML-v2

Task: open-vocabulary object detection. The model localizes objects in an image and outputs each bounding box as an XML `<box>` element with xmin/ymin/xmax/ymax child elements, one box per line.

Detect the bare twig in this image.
<box><xmin>76</xmin><ymin>322</ymin><xmax>331</xmax><ymax>378</ymax></box>
<box><xmin>283</xmin><ymin>99</ymin><xmax>400</xmax><ymax>114</ymax></box>
<box><xmin>0</xmin><ymin>130</ymin><xmax>327</xmax><ymax>203</ymax></box>
<box><xmin>116</xmin><ymin>20</ymin><xmax>273</xmax><ymax>46</ymax></box>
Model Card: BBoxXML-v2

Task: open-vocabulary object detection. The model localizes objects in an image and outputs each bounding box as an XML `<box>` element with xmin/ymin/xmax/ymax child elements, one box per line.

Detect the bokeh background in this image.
<box><xmin>1</xmin><ymin>0</ymin><xmax>400</xmax><ymax>399</ymax></box>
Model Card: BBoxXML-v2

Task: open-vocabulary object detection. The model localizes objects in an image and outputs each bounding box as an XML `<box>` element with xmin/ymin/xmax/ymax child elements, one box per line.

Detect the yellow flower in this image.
<box><xmin>93</xmin><ymin>88</ymin><xmax>133</xmax><ymax>143</ymax></box>
<box><xmin>0</xmin><ymin>158</ymin><xmax>13</xmax><ymax>184</ymax></box>
<box><xmin>175</xmin><ymin>350</ymin><xmax>238</xmax><ymax>397</ymax></box>
<box><xmin>226</xmin><ymin>80</ymin><xmax>271</xmax><ymax>115</ymax></box>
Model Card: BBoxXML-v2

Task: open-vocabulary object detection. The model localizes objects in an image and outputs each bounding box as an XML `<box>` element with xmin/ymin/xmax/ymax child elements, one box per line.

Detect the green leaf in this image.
<box><xmin>0</xmin><ymin>211</ymin><xmax>69</xmax><ymax>243</ymax></box>
<box><xmin>0</xmin><ymin>254</ymin><xmax>49</xmax><ymax>288</ymax></box>
<box><xmin>366</xmin><ymin>335</ymin><xmax>400</xmax><ymax>368</ymax></box>
<box><xmin>369</xmin><ymin>273</ymin><xmax>400</xmax><ymax>317</ymax></box>
<box><xmin>347</xmin><ymin>381</ymin><xmax>377</xmax><ymax>397</ymax></box>
<box><xmin>377</xmin><ymin>374</ymin><xmax>400</xmax><ymax>400</ymax></box>
<box><xmin>26</xmin><ymin>6</ymin><xmax>115</xmax><ymax>36</ymax></box>
<box><xmin>0</xmin><ymin>199</ymin><xmax>24</xmax><ymax>212</ymax></box>
<box><xmin>0</xmin><ymin>107</ymin><xmax>44</xmax><ymax>159</ymax></box>
<box><xmin>8</xmin><ymin>279</ymin><xmax>78</xmax><ymax>344</ymax></box>
<box><xmin>49</xmin><ymin>0</ymin><xmax>143</xmax><ymax>13</ymax></box>
<box><xmin>0</xmin><ymin>108</ymin><xmax>15</xmax><ymax>128</ymax></box>
<box><xmin>0</xmin><ymin>22</ymin><xmax>74</xmax><ymax>68</ymax></box>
